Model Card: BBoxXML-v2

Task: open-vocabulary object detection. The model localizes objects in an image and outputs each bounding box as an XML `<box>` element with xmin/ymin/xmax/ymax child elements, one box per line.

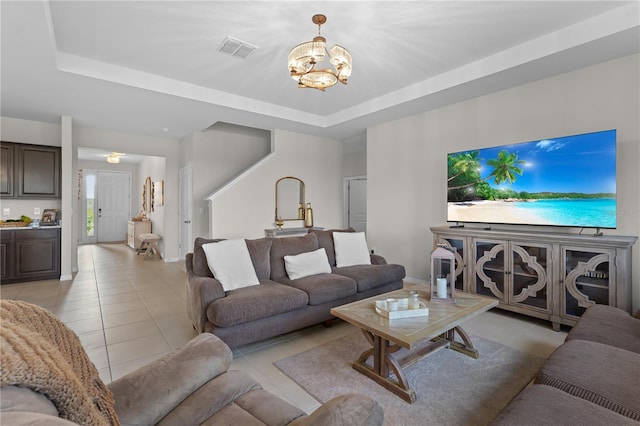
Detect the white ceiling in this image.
<box><xmin>1</xmin><ymin>1</ymin><xmax>639</xmax><ymax>142</ymax></box>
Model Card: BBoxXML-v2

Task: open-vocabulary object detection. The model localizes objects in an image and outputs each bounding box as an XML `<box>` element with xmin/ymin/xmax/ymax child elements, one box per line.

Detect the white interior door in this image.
<box><xmin>179</xmin><ymin>165</ymin><xmax>193</xmax><ymax>258</ymax></box>
<box><xmin>97</xmin><ymin>171</ymin><xmax>131</xmax><ymax>242</ymax></box>
<box><xmin>345</xmin><ymin>177</ymin><xmax>367</xmax><ymax>233</ymax></box>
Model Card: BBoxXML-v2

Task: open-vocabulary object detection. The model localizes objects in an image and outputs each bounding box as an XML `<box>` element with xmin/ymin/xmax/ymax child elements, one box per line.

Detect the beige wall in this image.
<box><xmin>185</xmin><ymin>123</ymin><xmax>271</xmax><ymax>239</ymax></box>
<box><xmin>368</xmin><ymin>53</ymin><xmax>640</xmax><ymax>311</ymax></box>
<box><xmin>137</xmin><ymin>156</ymin><xmax>166</xmax><ymax>255</ymax></box>
<box><xmin>1</xmin><ymin>117</ymin><xmax>62</xmax><ymax>147</ymax></box>
<box><xmin>343</xmin><ymin>149</ymin><xmax>367</xmax><ymax>178</ymax></box>
<box><xmin>209</xmin><ymin>129</ymin><xmax>344</xmax><ymax>239</ymax></box>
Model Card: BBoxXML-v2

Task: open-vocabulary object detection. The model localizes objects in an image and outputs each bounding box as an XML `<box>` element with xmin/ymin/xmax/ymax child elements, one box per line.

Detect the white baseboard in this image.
<box><xmin>59</xmin><ymin>274</ymin><xmax>73</xmax><ymax>281</ymax></box>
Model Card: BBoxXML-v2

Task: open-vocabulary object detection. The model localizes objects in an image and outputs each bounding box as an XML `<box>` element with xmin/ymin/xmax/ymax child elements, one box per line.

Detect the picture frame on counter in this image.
<box><xmin>41</xmin><ymin>208</ymin><xmax>59</xmax><ymax>225</ymax></box>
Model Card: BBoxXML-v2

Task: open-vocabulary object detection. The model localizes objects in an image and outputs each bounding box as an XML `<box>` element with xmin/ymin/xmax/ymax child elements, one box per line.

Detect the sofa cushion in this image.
<box><xmin>566</xmin><ymin>304</ymin><xmax>640</xmax><ymax>354</ymax></box>
<box><xmin>233</xmin><ymin>388</ymin><xmax>306</xmax><ymax>425</ymax></box>
<box><xmin>193</xmin><ymin>237</ymin><xmax>223</xmax><ymax>277</ymax></box>
<box><xmin>333</xmin><ymin>232</ymin><xmax>371</xmax><ymax>267</ymax></box>
<box><xmin>0</xmin><ymin>386</ymin><xmax>60</xmax><ymax>417</ymax></box>
<box><xmin>535</xmin><ymin>339</ymin><xmax>640</xmax><ymax>420</ymax></box>
<box><xmin>285</xmin><ymin>248</ymin><xmax>332</xmax><ymax>280</ymax></box>
<box><xmin>333</xmin><ymin>264</ymin><xmax>406</xmax><ymax>293</ymax></box>
<box><xmin>491</xmin><ymin>384</ymin><xmax>639</xmax><ymax>426</ymax></box>
<box><xmin>310</xmin><ymin>228</ymin><xmax>354</xmax><ymax>266</ymax></box>
<box><xmin>207</xmin><ymin>281</ymin><xmax>309</xmax><ymax>327</ymax></box>
<box><xmin>155</xmin><ymin>369</ymin><xmax>263</xmax><ymax>426</ymax></box>
<box><xmin>270</xmin><ymin>233</ymin><xmax>320</xmax><ymax>282</ymax></box>
<box><xmin>246</xmin><ymin>237</ymin><xmax>273</xmax><ymax>281</ymax></box>
<box><xmin>282</xmin><ymin>273</ymin><xmax>357</xmax><ymax>306</ymax></box>
<box><xmin>193</xmin><ymin>237</ymin><xmax>273</xmax><ymax>281</ymax></box>
<box><xmin>203</xmin><ymin>239</ymin><xmax>260</xmax><ymax>291</ymax></box>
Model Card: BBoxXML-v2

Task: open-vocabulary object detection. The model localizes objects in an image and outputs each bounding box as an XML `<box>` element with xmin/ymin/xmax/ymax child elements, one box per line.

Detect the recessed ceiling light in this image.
<box><xmin>161</xmin><ymin>128</ymin><xmax>169</xmax><ymax>132</ymax></box>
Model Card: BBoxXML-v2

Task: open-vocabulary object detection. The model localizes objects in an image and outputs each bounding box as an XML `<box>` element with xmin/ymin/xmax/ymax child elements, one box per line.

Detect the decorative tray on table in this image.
<box><xmin>375</xmin><ymin>298</ymin><xmax>429</xmax><ymax>319</ymax></box>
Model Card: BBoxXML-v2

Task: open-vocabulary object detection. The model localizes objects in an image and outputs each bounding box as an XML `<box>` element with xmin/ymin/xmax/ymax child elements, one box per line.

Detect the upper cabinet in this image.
<box><xmin>0</xmin><ymin>143</ymin><xmax>14</xmax><ymax>197</ymax></box>
<box><xmin>1</xmin><ymin>142</ymin><xmax>61</xmax><ymax>199</ymax></box>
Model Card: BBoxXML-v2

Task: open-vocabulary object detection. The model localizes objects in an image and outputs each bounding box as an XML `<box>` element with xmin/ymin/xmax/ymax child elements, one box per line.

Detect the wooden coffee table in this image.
<box><xmin>330</xmin><ymin>284</ymin><xmax>498</xmax><ymax>403</ymax></box>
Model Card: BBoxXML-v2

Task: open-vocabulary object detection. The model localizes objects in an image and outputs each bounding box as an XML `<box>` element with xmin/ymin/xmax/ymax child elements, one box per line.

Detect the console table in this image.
<box><xmin>264</xmin><ymin>227</ymin><xmax>323</xmax><ymax>238</ymax></box>
<box><xmin>128</xmin><ymin>220</ymin><xmax>151</xmax><ymax>249</ymax></box>
<box><xmin>430</xmin><ymin>226</ymin><xmax>637</xmax><ymax>330</ymax></box>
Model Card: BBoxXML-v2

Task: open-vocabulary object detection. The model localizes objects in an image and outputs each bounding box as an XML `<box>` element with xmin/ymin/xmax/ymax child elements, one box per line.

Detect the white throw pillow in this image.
<box><xmin>202</xmin><ymin>239</ymin><xmax>259</xmax><ymax>292</ymax></box>
<box><xmin>284</xmin><ymin>248</ymin><xmax>332</xmax><ymax>280</ymax></box>
<box><xmin>333</xmin><ymin>232</ymin><xmax>372</xmax><ymax>267</ymax></box>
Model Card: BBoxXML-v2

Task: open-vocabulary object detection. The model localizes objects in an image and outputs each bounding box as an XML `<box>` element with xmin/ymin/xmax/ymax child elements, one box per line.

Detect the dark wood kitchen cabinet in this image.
<box><xmin>1</xmin><ymin>142</ymin><xmax>61</xmax><ymax>199</ymax></box>
<box><xmin>0</xmin><ymin>228</ymin><xmax>61</xmax><ymax>284</ymax></box>
<box><xmin>0</xmin><ymin>143</ymin><xmax>14</xmax><ymax>197</ymax></box>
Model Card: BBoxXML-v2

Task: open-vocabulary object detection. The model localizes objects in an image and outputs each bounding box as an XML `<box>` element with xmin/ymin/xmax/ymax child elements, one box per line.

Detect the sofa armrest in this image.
<box><xmin>370</xmin><ymin>254</ymin><xmax>387</xmax><ymax>265</ymax></box>
<box><xmin>289</xmin><ymin>394</ymin><xmax>383</xmax><ymax>426</ymax></box>
<box><xmin>0</xmin><ymin>412</ymin><xmax>80</xmax><ymax>425</ymax></box>
<box><xmin>108</xmin><ymin>333</ymin><xmax>232</xmax><ymax>426</ymax></box>
<box><xmin>186</xmin><ymin>253</ymin><xmax>226</xmax><ymax>332</ymax></box>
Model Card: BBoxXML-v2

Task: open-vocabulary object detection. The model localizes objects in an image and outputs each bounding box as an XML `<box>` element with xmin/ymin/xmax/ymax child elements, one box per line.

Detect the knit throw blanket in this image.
<box><xmin>1</xmin><ymin>300</ymin><xmax>119</xmax><ymax>426</ymax></box>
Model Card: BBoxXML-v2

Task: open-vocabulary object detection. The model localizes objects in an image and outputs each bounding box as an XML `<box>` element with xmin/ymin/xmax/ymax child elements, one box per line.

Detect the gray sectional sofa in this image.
<box><xmin>186</xmin><ymin>229</ymin><xmax>405</xmax><ymax>348</ymax></box>
<box><xmin>492</xmin><ymin>304</ymin><xmax>640</xmax><ymax>425</ymax></box>
<box><xmin>1</xmin><ymin>300</ymin><xmax>384</xmax><ymax>426</ymax></box>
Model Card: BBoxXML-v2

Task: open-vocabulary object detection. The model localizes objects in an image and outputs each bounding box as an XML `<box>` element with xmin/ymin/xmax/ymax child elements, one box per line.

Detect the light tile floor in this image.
<box><xmin>0</xmin><ymin>243</ymin><xmax>568</xmax><ymax>414</ymax></box>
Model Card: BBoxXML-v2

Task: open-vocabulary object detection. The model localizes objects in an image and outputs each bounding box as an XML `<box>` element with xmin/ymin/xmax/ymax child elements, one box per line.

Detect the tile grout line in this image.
<box><xmin>90</xmin><ymin>245</ymin><xmax>115</xmax><ymax>383</ymax></box>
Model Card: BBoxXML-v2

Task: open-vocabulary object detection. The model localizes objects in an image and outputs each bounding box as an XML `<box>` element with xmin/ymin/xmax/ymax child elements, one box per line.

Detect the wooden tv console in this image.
<box><xmin>430</xmin><ymin>226</ymin><xmax>637</xmax><ymax>330</ymax></box>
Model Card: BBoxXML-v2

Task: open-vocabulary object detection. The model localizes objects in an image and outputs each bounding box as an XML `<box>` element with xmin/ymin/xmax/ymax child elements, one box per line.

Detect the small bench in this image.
<box><xmin>136</xmin><ymin>233</ymin><xmax>162</xmax><ymax>260</ymax></box>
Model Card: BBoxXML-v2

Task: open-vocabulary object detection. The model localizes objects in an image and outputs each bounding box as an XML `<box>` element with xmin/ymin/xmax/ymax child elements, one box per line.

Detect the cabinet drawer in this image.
<box><xmin>14</xmin><ymin>228</ymin><xmax>60</xmax><ymax>240</ymax></box>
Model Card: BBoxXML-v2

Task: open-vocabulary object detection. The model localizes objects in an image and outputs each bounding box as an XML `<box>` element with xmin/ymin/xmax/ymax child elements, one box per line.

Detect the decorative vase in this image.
<box><xmin>297</xmin><ymin>203</ymin><xmax>304</xmax><ymax>220</ymax></box>
<box><xmin>304</xmin><ymin>203</ymin><xmax>314</xmax><ymax>228</ymax></box>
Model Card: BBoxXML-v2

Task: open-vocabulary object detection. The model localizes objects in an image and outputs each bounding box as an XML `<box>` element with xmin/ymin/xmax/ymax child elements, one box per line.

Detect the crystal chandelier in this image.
<box><xmin>288</xmin><ymin>14</ymin><xmax>352</xmax><ymax>91</ymax></box>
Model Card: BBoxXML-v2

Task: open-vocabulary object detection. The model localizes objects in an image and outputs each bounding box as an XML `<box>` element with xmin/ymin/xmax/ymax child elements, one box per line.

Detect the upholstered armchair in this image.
<box><xmin>0</xmin><ymin>300</ymin><xmax>384</xmax><ymax>426</ymax></box>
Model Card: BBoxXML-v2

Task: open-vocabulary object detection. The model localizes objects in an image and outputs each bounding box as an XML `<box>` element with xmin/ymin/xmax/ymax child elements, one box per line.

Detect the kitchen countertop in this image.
<box><xmin>0</xmin><ymin>225</ymin><xmax>61</xmax><ymax>230</ymax></box>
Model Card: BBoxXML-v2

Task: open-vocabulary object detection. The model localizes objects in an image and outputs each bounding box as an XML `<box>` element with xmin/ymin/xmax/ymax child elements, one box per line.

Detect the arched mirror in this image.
<box><xmin>275</xmin><ymin>177</ymin><xmax>305</xmax><ymax>221</ymax></box>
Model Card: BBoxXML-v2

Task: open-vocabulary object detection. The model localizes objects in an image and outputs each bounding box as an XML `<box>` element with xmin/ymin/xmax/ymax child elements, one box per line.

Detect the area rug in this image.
<box><xmin>274</xmin><ymin>332</ymin><xmax>544</xmax><ymax>426</ymax></box>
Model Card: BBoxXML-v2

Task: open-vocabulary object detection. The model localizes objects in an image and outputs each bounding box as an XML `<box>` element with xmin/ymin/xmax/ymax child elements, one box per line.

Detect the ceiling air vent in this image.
<box><xmin>217</xmin><ymin>36</ymin><xmax>258</xmax><ymax>59</ymax></box>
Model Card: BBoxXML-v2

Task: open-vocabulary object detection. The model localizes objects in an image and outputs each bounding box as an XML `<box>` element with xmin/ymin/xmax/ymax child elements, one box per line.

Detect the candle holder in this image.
<box><xmin>430</xmin><ymin>244</ymin><xmax>456</xmax><ymax>303</ymax></box>
<box><xmin>275</xmin><ymin>217</ymin><xmax>284</xmax><ymax>230</ymax></box>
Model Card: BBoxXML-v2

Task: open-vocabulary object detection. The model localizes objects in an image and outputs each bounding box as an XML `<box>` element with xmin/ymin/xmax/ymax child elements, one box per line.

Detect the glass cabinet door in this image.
<box><xmin>509</xmin><ymin>243</ymin><xmax>551</xmax><ymax>312</ymax></box>
<box><xmin>562</xmin><ymin>247</ymin><xmax>614</xmax><ymax>319</ymax></box>
<box><xmin>474</xmin><ymin>240</ymin><xmax>506</xmax><ymax>300</ymax></box>
<box><xmin>436</xmin><ymin>236</ymin><xmax>466</xmax><ymax>291</ymax></box>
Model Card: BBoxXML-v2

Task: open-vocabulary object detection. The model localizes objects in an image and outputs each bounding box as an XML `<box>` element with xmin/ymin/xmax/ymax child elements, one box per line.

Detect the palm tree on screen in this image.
<box><xmin>447</xmin><ymin>150</ymin><xmax>481</xmax><ymax>183</ymax></box>
<box><xmin>487</xmin><ymin>150</ymin><xmax>525</xmax><ymax>185</ymax></box>
<box><xmin>447</xmin><ymin>149</ymin><xmax>526</xmax><ymax>200</ymax></box>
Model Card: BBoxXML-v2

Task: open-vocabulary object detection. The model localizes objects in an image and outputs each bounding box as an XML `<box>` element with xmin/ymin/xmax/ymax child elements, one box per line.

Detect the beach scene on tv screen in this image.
<box><xmin>447</xmin><ymin>130</ymin><xmax>617</xmax><ymax>228</ymax></box>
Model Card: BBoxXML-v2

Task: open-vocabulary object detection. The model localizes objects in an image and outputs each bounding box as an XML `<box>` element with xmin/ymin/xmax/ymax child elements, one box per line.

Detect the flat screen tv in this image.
<box><xmin>447</xmin><ymin>129</ymin><xmax>617</xmax><ymax>229</ymax></box>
